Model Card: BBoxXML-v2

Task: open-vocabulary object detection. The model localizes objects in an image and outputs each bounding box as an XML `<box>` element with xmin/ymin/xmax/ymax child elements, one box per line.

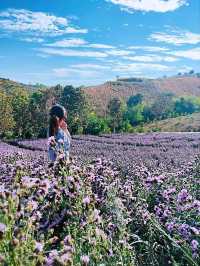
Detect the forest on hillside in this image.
<box><xmin>1</xmin><ymin>78</ymin><xmax>200</xmax><ymax>139</ymax></box>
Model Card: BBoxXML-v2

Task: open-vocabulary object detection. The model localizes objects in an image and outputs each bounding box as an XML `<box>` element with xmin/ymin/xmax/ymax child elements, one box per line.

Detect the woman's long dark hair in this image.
<box><xmin>48</xmin><ymin>104</ymin><xmax>66</xmax><ymax>137</ymax></box>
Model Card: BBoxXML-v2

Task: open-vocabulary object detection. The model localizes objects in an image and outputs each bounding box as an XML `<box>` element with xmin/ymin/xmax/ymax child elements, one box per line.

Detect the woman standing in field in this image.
<box><xmin>47</xmin><ymin>104</ymin><xmax>71</xmax><ymax>163</ymax></box>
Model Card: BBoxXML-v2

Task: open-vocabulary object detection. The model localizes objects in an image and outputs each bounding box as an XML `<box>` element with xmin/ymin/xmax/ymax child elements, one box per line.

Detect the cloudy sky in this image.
<box><xmin>0</xmin><ymin>0</ymin><xmax>199</xmax><ymax>86</ymax></box>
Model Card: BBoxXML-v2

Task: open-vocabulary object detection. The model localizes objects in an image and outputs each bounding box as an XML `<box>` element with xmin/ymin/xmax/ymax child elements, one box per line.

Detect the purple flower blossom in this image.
<box><xmin>0</xmin><ymin>223</ymin><xmax>6</xmax><ymax>233</ymax></box>
<box><xmin>191</xmin><ymin>239</ymin><xmax>199</xmax><ymax>252</ymax></box>
<box><xmin>63</xmin><ymin>235</ymin><xmax>73</xmax><ymax>245</ymax></box>
<box><xmin>60</xmin><ymin>253</ymin><xmax>71</xmax><ymax>263</ymax></box>
<box><xmin>190</xmin><ymin>227</ymin><xmax>199</xmax><ymax>235</ymax></box>
<box><xmin>192</xmin><ymin>200</ymin><xmax>200</xmax><ymax>213</ymax></box>
<box><xmin>178</xmin><ymin>224</ymin><xmax>191</xmax><ymax>239</ymax></box>
<box><xmin>81</xmin><ymin>255</ymin><xmax>90</xmax><ymax>265</ymax></box>
<box><xmin>177</xmin><ymin>189</ymin><xmax>192</xmax><ymax>203</ymax></box>
<box><xmin>154</xmin><ymin>205</ymin><xmax>163</xmax><ymax>217</ymax></box>
<box><xmin>47</xmin><ymin>136</ymin><xmax>56</xmax><ymax>147</ymax></box>
<box><xmin>162</xmin><ymin>188</ymin><xmax>176</xmax><ymax>201</ymax></box>
<box><xmin>155</xmin><ymin>175</ymin><xmax>165</xmax><ymax>183</ymax></box>
<box><xmin>142</xmin><ymin>210</ymin><xmax>151</xmax><ymax>224</ymax></box>
<box><xmin>35</xmin><ymin>241</ymin><xmax>44</xmax><ymax>252</ymax></box>
<box><xmin>166</xmin><ymin>222</ymin><xmax>176</xmax><ymax>233</ymax></box>
<box><xmin>66</xmin><ymin>176</ymin><xmax>75</xmax><ymax>182</ymax></box>
<box><xmin>82</xmin><ymin>196</ymin><xmax>90</xmax><ymax>205</ymax></box>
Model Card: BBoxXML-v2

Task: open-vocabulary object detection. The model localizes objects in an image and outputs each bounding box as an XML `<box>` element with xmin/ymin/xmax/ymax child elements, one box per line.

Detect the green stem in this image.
<box><xmin>152</xmin><ymin>218</ymin><xmax>198</xmax><ymax>266</ymax></box>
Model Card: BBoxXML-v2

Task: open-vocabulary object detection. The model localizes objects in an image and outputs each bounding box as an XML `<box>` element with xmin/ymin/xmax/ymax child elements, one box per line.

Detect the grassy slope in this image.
<box><xmin>85</xmin><ymin>76</ymin><xmax>200</xmax><ymax>115</ymax></box>
<box><xmin>138</xmin><ymin>112</ymin><xmax>200</xmax><ymax>132</ymax></box>
<box><xmin>0</xmin><ymin>78</ymin><xmax>46</xmax><ymax>93</ymax></box>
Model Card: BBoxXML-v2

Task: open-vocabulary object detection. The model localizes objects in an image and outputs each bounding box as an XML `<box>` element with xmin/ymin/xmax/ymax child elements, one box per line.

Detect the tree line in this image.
<box><xmin>1</xmin><ymin>84</ymin><xmax>200</xmax><ymax>139</ymax></box>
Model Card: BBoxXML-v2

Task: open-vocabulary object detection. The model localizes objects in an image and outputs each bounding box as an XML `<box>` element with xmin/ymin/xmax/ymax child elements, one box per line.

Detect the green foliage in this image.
<box><xmin>107</xmin><ymin>97</ymin><xmax>126</xmax><ymax>133</ymax></box>
<box><xmin>10</xmin><ymin>87</ymin><xmax>30</xmax><ymax>138</ymax></box>
<box><xmin>28</xmin><ymin>91</ymin><xmax>48</xmax><ymax>138</ymax></box>
<box><xmin>84</xmin><ymin>112</ymin><xmax>110</xmax><ymax>135</ymax></box>
<box><xmin>0</xmin><ymin>194</ymin><xmax>40</xmax><ymax>266</ymax></box>
<box><xmin>125</xmin><ymin>104</ymin><xmax>144</xmax><ymax>126</ymax></box>
<box><xmin>0</xmin><ymin>90</ymin><xmax>15</xmax><ymax>136</ymax></box>
<box><xmin>142</xmin><ymin>105</ymin><xmax>155</xmax><ymax>122</ymax></box>
<box><xmin>61</xmin><ymin>85</ymin><xmax>89</xmax><ymax>134</ymax></box>
<box><xmin>127</xmin><ymin>94</ymin><xmax>143</xmax><ymax>108</ymax></box>
<box><xmin>149</xmin><ymin>93</ymin><xmax>175</xmax><ymax>120</ymax></box>
<box><xmin>186</xmin><ymin>96</ymin><xmax>200</xmax><ymax>110</ymax></box>
<box><xmin>174</xmin><ymin>97</ymin><xmax>196</xmax><ymax>115</ymax></box>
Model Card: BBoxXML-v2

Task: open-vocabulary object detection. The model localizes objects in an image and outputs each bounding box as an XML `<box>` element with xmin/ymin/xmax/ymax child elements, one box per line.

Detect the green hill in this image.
<box><xmin>85</xmin><ymin>76</ymin><xmax>200</xmax><ymax>115</ymax></box>
<box><xmin>0</xmin><ymin>77</ymin><xmax>47</xmax><ymax>93</ymax></box>
<box><xmin>1</xmin><ymin>75</ymin><xmax>200</xmax><ymax>133</ymax></box>
<box><xmin>138</xmin><ymin>113</ymin><xmax>200</xmax><ymax>132</ymax></box>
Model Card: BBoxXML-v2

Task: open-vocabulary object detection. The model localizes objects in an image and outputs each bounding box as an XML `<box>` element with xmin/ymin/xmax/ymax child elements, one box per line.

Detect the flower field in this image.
<box><xmin>0</xmin><ymin>133</ymin><xmax>199</xmax><ymax>265</ymax></box>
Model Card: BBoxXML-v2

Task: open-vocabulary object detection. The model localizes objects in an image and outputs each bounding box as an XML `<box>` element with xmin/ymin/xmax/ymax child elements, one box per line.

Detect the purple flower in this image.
<box><xmin>192</xmin><ymin>200</ymin><xmax>200</xmax><ymax>213</ymax></box>
<box><xmin>66</xmin><ymin>176</ymin><xmax>74</xmax><ymax>182</ymax></box>
<box><xmin>155</xmin><ymin>175</ymin><xmax>165</xmax><ymax>183</ymax></box>
<box><xmin>0</xmin><ymin>223</ymin><xmax>6</xmax><ymax>234</ymax></box>
<box><xmin>60</xmin><ymin>253</ymin><xmax>71</xmax><ymax>263</ymax></box>
<box><xmin>83</xmin><ymin>196</ymin><xmax>90</xmax><ymax>205</ymax></box>
<box><xmin>162</xmin><ymin>188</ymin><xmax>176</xmax><ymax>201</ymax></box>
<box><xmin>154</xmin><ymin>205</ymin><xmax>162</xmax><ymax>217</ymax></box>
<box><xmin>163</xmin><ymin>208</ymin><xmax>171</xmax><ymax>218</ymax></box>
<box><xmin>35</xmin><ymin>241</ymin><xmax>44</xmax><ymax>252</ymax></box>
<box><xmin>191</xmin><ymin>239</ymin><xmax>199</xmax><ymax>252</ymax></box>
<box><xmin>166</xmin><ymin>222</ymin><xmax>176</xmax><ymax>233</ymax></box>
<box><xmin>81</xmin><ymin>255</ymin><xmax>90</xmax><ymax>265</ymax></box>
<box><xmin>63</xmin><ymin>235</ymin><xmax>73</xmax><ymax>245</ymax></box>
<box><xmin>47</xmin><ymin>137</ymin><xmax>56</xmax><ymax>147</ymax></box>
<box><xmin>178</xmin><ymin>224</ymin><xmax>191</xmax><ymax>239</ymax></box>
<box><xmin>177</xmin><ymin>189</ymin><xmax>192</xmax><ymax>203</ymax></box>
<box><xmin>190</xmin><ymin>227</ymin><xmax>199</xmax><ymax>235</ymax></box>
<box><xmin>142</xmin><ymin>210</ymin><xmax>151</xmax><ymax>224</ymax></box>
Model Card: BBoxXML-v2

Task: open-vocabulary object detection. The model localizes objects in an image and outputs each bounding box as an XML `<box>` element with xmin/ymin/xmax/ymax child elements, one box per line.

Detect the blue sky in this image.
<box><xmin>0</xmin><ymin>0</ymin><xmax>199</xmax><ymax>86</ymax></box>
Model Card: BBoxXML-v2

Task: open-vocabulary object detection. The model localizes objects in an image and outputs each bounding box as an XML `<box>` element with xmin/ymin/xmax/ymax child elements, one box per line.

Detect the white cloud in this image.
<box><xmin>53</xmin><ymin>68</ymin><xmax>99</xmax><ymax>78</ymax></box>
<box><xmin>0</xmin><ymin>8</ymin><xmax>88</xmax><ymax>36</ymax></box>
<box><xmin>167</xmin><ymin>47</ymin><xmax>200</xmax><ymax>60</ymax></box>
<box><xmin>106</xmin><ymin>0</ymin><xmax>188</xmax><ymax>13</ymax></box>
<box><xmin>70</xmin><ymin>64</ymin><xmax>110</xmax><ymax>69</ymax></box>
<box><xmin>45</xmin><ymin>38</ymin><xmax>115</xmax><ymax>49</ymax></box>
<box><xmin>64</xmin><ymin>27</ymin><xmax>88</xmax><ymax>34</ymax></box>
<box><xmin>38</xmin><ymin>47</ymin><xmax>108</xmax><ymax>58</ymax></box>
<box><xmin>113</xmin><ymin>62</ymin><xmax>172</xmax><ymax>72</ymax></box>
<box><xmin>128</xmin><ymin>46</ymin><xmax>169</xmax><ymax>52</ymax></box>
<box><xmin>88</xmin><ymin>43</ymin><xmax>115</xmax><ymax>49</ymax></box>
<box><xmin>106</xmin><ymin>49</ymin><xmax>133</xmax><ymax>56</ymax></box>
<box><xmin>123</xmin><ymin>55</ymin><xmax>178</xmax><ymax>62</ymax></box>
<box><xmin>46</xmin><ymin>38</ymin><xmax>87</xmax><ymax>47</ymax></box>
<box><xmin>21</xmin><ymin>37</ymin><xmax>44</xmax><ymax>43</ymax></box>
<box><xmin>150</xmin><ymin>30</ymin><xmax>200</xmax><ymax>45</ymax></box>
